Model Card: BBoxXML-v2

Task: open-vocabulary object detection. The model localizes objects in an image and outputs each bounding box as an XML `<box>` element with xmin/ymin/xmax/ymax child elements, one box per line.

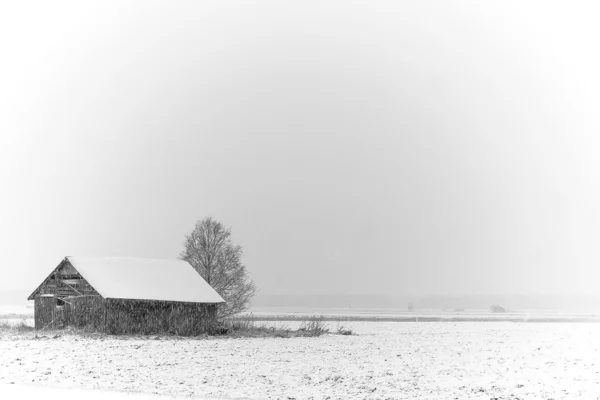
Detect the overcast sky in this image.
<box><xmin>1</xmin><ymin>1</ymin><xmax>599</xmax><ymax>298</ymax></box>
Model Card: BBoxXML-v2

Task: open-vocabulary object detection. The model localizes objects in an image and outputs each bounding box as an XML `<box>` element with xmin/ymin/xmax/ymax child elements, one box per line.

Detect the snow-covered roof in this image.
<box><xmin>65</xmin><ymin>256</ymin><xmax>225</xmax><ymax>303</ymax></box>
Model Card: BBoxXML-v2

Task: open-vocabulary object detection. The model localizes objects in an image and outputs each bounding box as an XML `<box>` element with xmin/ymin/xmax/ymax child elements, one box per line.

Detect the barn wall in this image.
<box><xmin>105</xmin><ymin>299</ymin><xmax>218</xmax><ymax>336</ymax></box>
<box><xmin>34</xmin><ymin>297</ymin><xmax>55</xmax><ymax>329</ymax></box>
<box><xmin>67</xmin><ymin>296</ymin><xmax>106</xmax><ymax>330</ymax></box>
<box><xmin>33</xmin><ymin>295</ymin><xmax>105</xmax><ymax>330</ymax></box>
<box><xmin>34</xmin><ymin>296</ymin><xmax>218</xmax><ymax>334</ymax></box>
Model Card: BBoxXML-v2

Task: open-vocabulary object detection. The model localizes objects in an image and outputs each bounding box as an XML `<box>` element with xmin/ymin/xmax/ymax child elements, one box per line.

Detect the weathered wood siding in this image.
<box><xmin>67</xmin><ymin>296</ymin><xmax>106</xmax><ymax>330</ymax></box>
<box><xmin>34</xmin><ymin>260</ymin><xmax>99</xmax><ymax>299</ymax></box>
<box><xmin>33</xmin><ymin>296</ymin><xmax>218</xmax><ymax>334</ymax></box>
<box><xmin>33</xmin><ymin>295</ymin><xmax>105</xmax><ymax>330</ymax></box>
<box><xmin>105</xmin><ymin>299</ymin><xmax>218</xmax><ymax>336</ymax></box>
<box><xmin>34</xmin><ymin>296</ymin><xmax>56</xmax><ymax>329</ymax></box>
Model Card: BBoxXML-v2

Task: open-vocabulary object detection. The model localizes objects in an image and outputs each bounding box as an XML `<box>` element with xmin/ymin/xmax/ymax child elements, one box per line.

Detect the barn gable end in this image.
<box><xmin>27</xmin><ymin>257</ymin><xmax>101</xmax><ymax>300</ymax></box>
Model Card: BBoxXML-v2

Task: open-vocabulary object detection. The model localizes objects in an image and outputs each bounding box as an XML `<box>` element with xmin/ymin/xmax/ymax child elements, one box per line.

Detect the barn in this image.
<box><xmin>27</xmin><ymin>256</ymin><xmax>225</xmax><ymax>335</ymax></box>
<box><xmin>490</xmin><ymin>304</ymin><xmax>506</xmax><ymax>313</ymax></box>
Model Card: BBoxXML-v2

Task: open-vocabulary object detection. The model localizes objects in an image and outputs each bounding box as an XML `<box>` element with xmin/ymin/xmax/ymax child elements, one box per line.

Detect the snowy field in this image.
<box><xmin>0</xmin><ymin>304</ymin><xmax>33</xmax><ymax>319</ymax></box>
<box><xmin>3</xmin><ymin>304</ymin><xmax>600</xmax><ymax>323</ymax></box>
<box><xmin>0</xmin><ymin>383</ymin><xmax>199</xmax><ymax>400</ymax></box>
<box><xmin>2</xmin><ymin>322</ymin><xmax>600</xmax><ymax>399</ymax></box>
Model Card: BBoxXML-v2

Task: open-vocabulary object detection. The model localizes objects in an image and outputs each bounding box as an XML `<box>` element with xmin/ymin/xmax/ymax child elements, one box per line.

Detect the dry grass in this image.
<box><xmin>0</xmin><ymin>320</ymin><xmax>34</xmax><ymax>334</ymax></box>
<box><xmin>219</xmin><ymin>315</ymin><xmax>352</xmax><ymax>338</ymax></box>
<box><xmin>0</xmin><ymin>315</ymin><xmax>354</xmax><ymax>340</ymax></box>
<box><xmin>221</xmin><ymin>319</ymin><xmax>292</xmax><ymax>338</ymax></box>
<box><xmin>297</xmin><ymin>316</ymin><xmax>330</xmax><ymax>336</ymax></box>
<box><xmin>335</xmin><ymin>323</ymin><xmax>354</xmax><ymax>335</ymax></box>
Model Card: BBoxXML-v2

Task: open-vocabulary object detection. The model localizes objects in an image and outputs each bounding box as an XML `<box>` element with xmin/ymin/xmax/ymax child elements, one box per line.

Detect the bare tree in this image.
<box><xmin>180</xmin><ymin>217</ymin><xmax>257</xmax><ymax>319</ymax></box>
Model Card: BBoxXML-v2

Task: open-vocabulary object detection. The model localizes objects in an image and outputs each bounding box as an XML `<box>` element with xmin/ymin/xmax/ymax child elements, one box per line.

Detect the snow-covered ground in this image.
<box><xmin>2</xmin><ymin>322</ymin><xmax>600</xmax><ymax>399</ymax></box>
<box><xmin>249</xmin><ymin>306</ymin><xmax>600</xmax><ymax>318</ymax></box>
<box><xmin>3</xmin><ymin>304</ymin><xmax>599</xmax><ymax>323</ymax></box>
<box><xmin>0</xmin><ymin>383</ymin><xmax>221</xmax><ymax>400</ymax></box>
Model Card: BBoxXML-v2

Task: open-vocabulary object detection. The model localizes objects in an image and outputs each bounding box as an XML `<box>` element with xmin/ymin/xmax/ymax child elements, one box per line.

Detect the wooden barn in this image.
<box><xmin>27</xmin><ymin>257</ymin><xmax>225</xmax><ymax>335</ymax></box>
<box><xmin>490</xmin><ymin>304</ymin><xmax>506</xmax><ymax>313</ymax></box>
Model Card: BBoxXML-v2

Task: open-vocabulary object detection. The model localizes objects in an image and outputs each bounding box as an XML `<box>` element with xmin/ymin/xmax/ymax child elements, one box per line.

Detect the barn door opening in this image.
<box><xmin>54</xmin><ymin>298</ymin><xmax>67</xmax><ymax>329</ymax></box>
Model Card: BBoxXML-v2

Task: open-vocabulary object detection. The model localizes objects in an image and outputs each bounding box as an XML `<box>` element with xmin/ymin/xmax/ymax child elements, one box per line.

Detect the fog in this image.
<box><xmin>1</xmin><ymin>1</ymin><xmax>599</xmax><ymax>299</ymax></box>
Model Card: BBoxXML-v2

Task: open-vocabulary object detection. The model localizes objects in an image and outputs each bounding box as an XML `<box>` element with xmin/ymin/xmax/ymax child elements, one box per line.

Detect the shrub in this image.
<box><xmin>298</xmin><ymin>316</ymin><xmax>330</xmax><ymax>337</ymax></box>
<box><xmin>336</xmin><ymin>326</ymin><xmax>353</xmax><ymax>335</ymax></box>
<box><xmin>217</xmin><ymin>318</ymin><xmax>293</xmax><ymax>338</ymax></box>
<box><xmin>217</xmin><ymin>315</ymin><xmax>335</xmax><ymax>338</ymax></box>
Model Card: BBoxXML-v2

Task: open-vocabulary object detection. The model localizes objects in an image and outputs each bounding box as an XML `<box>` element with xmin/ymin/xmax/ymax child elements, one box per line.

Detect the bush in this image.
<box><xmin>217</xmin><ymin>315</ymin><xmax>337</xmax><ymax>338</ymax></box>
<box><xmin>336</xmin><ymin>326</ymin><xmax>353</xmax><ymax>335</ymax></box>
<box><xmin>298</xmin><ymin>316</ymin><xmax>330</xmax><ymax>337</ymax></box>
<box><xmin>218</xmin><ymin>318</ymin><xmax>293</xmax><ymax>338</ymax></box>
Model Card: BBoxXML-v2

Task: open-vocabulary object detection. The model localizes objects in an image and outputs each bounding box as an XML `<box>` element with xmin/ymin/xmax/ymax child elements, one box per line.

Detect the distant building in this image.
<box><xmin>27</xmin><ymin>256</ymin><xmax>225</xmax><ymax>335</ymax></box>
<box><xmin>490</xmin><ymin>304</ymin><xmax>506</xmax><ymax>313</ymax></box>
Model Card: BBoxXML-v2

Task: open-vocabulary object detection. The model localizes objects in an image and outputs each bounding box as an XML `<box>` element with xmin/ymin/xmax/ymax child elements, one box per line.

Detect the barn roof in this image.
<box><xmin>30</xmin><ymin>257</ymin><xmax>225</xmax><ymax>304</ymax></box>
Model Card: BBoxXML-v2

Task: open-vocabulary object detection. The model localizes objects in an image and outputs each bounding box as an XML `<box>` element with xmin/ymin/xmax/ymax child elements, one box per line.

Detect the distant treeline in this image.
<box><xmin>251</xmin><ymin>294</ymin><xmax>600</xmax><ymax>312</ymax></box>
<box><xmin>232</xmin><ymin>314</ymin><xmax>600</xmax><ymax>323</ymax></box>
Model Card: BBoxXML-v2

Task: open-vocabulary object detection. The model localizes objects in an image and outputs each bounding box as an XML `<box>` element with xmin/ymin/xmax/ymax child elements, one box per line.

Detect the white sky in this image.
<box><xmin>1</xmin><ymin>1</ymin><xmax>599</xmax><ymax>297</ymax></box>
